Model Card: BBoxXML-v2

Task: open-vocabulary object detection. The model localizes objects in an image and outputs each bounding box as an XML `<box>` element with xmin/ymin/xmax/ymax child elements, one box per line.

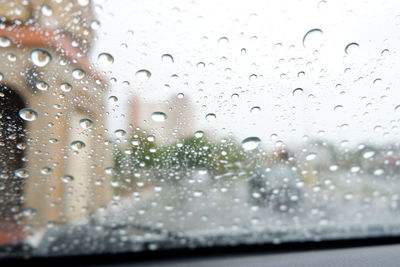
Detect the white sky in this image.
<box><xmin>90</xmin><ymin>0</ymin><xmax>400</xmax><ymax>148</ymax></box>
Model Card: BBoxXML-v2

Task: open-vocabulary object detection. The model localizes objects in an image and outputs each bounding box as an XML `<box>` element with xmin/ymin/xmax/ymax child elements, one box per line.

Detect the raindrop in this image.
<box><xmin>218</xmin><ymin>37</ymin><xmax>229</xmax><ymax>45</ymax></box>
<box><xmin>40</xmin><ymin>167</ymin><xmax>52</xmax><ymax>175</ymax></box>
<box><xmin>362</xmin><ymin>151</ymin><xmax>375</xmax><ymax>159</ymax></box>
<box><xmin>70</xmin><ymin>140</ymin><xmax>86</xmax><ymax>151</ymax></box>
<box><xmin>194</xmin><ymin>131</ymin><xmax>204</xmax><ymax>138</ymax></box>
<box><xmin>292</xmin><ymin>88</ymin><xmax>304</xmax><ymax>96</ymax></box>
<box><xmin>302</xmin><ymin>28</ymin><xmax>323</xmax><ymax>48</ymax></box>
<box><xmin>395</xmin><ymin>105</ymin><xmax>400</xmax><ymax>112</ymax></box>
<box><xmin>334</xmin><ymin>105</ymin><xmax>343</xmax><ymax>112</ymax></box>
<box><xmin>344</xmin><ymin>42</ymin><xmax>359</xmax><ymax>54</ymax></box>
<box><xmin>35</xmin><ymin>81</ymin><xmax>49</xmax><ymax>91</ymax></box>
<box><xmin>231</xmin><ymin>93</ymin><xmax>239</xmax><ymax>100</ymax></box>
<box><xmin>0</xmin><ymin>36</ymin><xmax>11</xmax><ymax>47</ymax></box>
<box><xmin>306</xmin><ymin>153</ymin><xmax>317</xmax><ymax>161</ymax></box>
<box><xmin>381</xmin><ymin>49</ymin><xmax>389</xmax><ymax>56</ymax></box>
<box><xmin>249</xmin><ymin>74</ymin><xmax>257</xmax><ymax>81</ymax></box>
<box><xmin>22</xmin><ymin>207</ymin><xmax>37</xmax><ymax>218</ymax></box>
<box><xmin>60</xmin><ymin>83</ymin><xmax>72</xmax><ymax>92</ymax></box>
<box><xmin>161</xmin><ymin>54</ymin><xmax>174</xmax><ymax>64</ymax></box>
<box><xmin>19</xmin><ymin>108</ymin><xmax>38</xmax><ymax>121</ymax></box>
<box><xmin>72</xmin><ymin>68</ymin><xmax>86</xmax><ymax>79</ymax></box>
<box><xmin>30</xmin><ymin>49</ymin><xmax>52</xmax><ymax>67</ymax></box>
<box><xmin>151</xmin><ymin>111</ymin><xmax>167</xmax><ymax>122</ymax></box>
<box><xmin>241</xmin><ymin>137</ymin><xmax>261</xmax><ymax>151</ymax></box>
<box><xmin>108</xmin><ymin>96</ymin><xmax>118</xmax><ymax>103</ymax></box>
<box><xmin>135</xmin><ymin>69</ymin><xmax>151</xmax><ymax>81</ymax></box>
<box><xmin>114</xmin><ymin>129</ymin><xmax>126</xmax><ymax>137</ymax></box>
<box><xmin>177</xmin><ymin>93</ymin><xmax>184</xmax><ymax>99</ymax></box>
<box><xmin>14</xmin><ymin>168</ymin><xmax>29</xmax><ymax>178</ymax></box>
<box><xmin>98</xmin><ymin>52</ymin><xmax>114</xmax><ymax>66</ymax></box>
<box><xmin>61</xmin><ymin>174</ymin><xmax>74</xmax><ymax>183</ymax></box>
<box><xmin>79</xmin><ymin>118</ymin><xmax>93</xmax><ymax>129</ymax></box>
<box><xmin>250</xmin><ymin>106</ymin><xmax>261</xmax><ymax>114</ymax></box>
<box><xmin>196</xmin><ymin>62</ymin><xmax>205</xmax><ymax>69</ymax></box>
<box><xmin>41</xmin><ymin>5</ymin><xmax>53</xmax><ymax>16</ymax></box>
<box><xmin>205</xmin><ymin>113</ymin><xmax>216</xmax><ymax>121</ymax></box>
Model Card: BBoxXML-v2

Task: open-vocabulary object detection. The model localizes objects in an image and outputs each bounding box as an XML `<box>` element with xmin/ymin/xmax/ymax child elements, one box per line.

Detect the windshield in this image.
<box><xmin>1</xmin><ymin>0</ymin><xmax>400</xmax><ymax>259</ymax></box>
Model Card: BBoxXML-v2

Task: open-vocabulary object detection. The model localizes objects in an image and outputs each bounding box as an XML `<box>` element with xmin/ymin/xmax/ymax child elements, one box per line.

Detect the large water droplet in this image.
<box><xmin>218</xmin><ymin>37</ymin><xmax>229</xmax><ymax>45</ymax></box>
<box><xmin>14</xmin><ymin>168</ymin><xmax>29</xmax><ymax>178</ymax></box>
<box><xmin>241</xmin><ymin>137</ymin><xmax>261</xmax><ymax>151</ymax></box>
<box><xmin>362</xmin><ymin>150</ymin><xmax>375</xmax><ymax>159</ymax></box>
<box><xmin>302</xmin><ymin>28</ymin><xmax>323</xmax><ymax>48</ymax></box>
<box><xmin>72</xmin><ymin>68</ymin><xmax>86</xmax><ymax>79</ymax></box>
<box><xmin>292</xmin><ymin>88</ymin><xmax>304</xmax><ymax>96</ymax></box>
<box><xmin>194</xmin><ymin>130</ymin><xmax>204</xmax><ymax>138</ymax></box>
<box><xmin>30</xmin><ymin>49</ymin><xmax>52</xmax><ymax>67</ymax></box>
<box><xmin>0</xmin><ymin>36</ymin><xmax>11</xmax><ymax>47</ymax></box>
<box><xmin>161</xmin><ymin>54</ymin><xmax>174</xmax><ymax>64</ymax></box>
<box><xmin>35</xmin><ymin>81</ymin><xmax>49</xmax><ymax>91</ymax></box>
<box><xmin>135</xmin><ymin>69</ymin><xmax>151</xmax><ymax>81</ymax></box>
<box><xmin>151</xmin><ymin>111</ymin><xmax>167</xmax><ymax>122</ymax></box>
<box><xmin>306</xmin><ymin>153</ymin><xmax>317</xmax><ymax>161</ymax></box>
<box><xmin>60</xmin><ymin>83</ymin><xmax>72</xmax><ymax>92</ymax></box>
<box><xmin>108</xmin><ymin>95</ymin><xmax>118</xmax><ymax>103</ymax></box>
<box><xmin>250</xmin><ymin>106</ymin><xmax>261</xmax><ymax>114</ymax></box>
<box><xmin>98</xmin><ymin>52</ymin><xmax>114</xmax><ymax>66</ymax></box>
<box><xmin>205</xmin><ymin>113</ymin><xmax>216</xmax><ymax>121</ymax></box>
<box><xmin>19</xmin><ymin>108</ymin><xmax>38</xmax><ymax>121</ymax></box>
<box><xmin>70</xmin><ymin>140</ymin><xmax>86</xmax><ymax>151</ymax></box>
<box><xmin>344</xmin><ymin>42</ymin><xmax>359</xmax><ymax>54</ymax></box>
<box><xmin>114</xmin><ymin>129</ymin><xmax>126</xmax><ymax>137</ymax></box>
<box><xmin>79</xmin><ymin>118</ymin><xmax>93</xmax><ymax>129</ymax></box>
<box><xmin>61</xmin><ymin>174</ymin><xmax>74</xmax><ymax>183</ymax></box>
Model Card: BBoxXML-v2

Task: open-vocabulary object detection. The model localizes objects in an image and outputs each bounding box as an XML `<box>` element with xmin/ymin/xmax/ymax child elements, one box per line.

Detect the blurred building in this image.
<box><xmin>0</xmin><ymin>0</ymin><xmax>112</xmax><ymax>243</ymax></box>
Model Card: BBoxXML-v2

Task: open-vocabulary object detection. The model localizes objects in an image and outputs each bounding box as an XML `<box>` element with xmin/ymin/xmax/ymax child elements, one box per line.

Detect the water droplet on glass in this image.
<box><xmin>395</xmin><ymin>105</ymin><xmax>400</xmax><ymax>112</ymax></box>
<box><xmin>151</xmin><ymin>111</ymin><xmax>167</xmax><ymax>122</ymax></box>
<box><xmin>61</xmin><ymin>174</ymin><xmax>74</xmax><ymax>183</ymax></box>
<box><xmin>41</xmin><ymin>5</ymin><xmax>53</xmax><ymax>16</ymax></box>
<box><xmin>196</xmin><ymin>62</ymin><xmax>205</xmax><ymax>69</ymax></box>
<box><xmin>292</xmin><ymin>88</ymin><xmax>304</xmax><ymax>96</ymax></box>
<box><xmin>79</xmin><ymin>118</ymin><xmax>93</xmax><ymax>129</ymax></box>
<box><xmin>344</xmin><ymin>42</ymin><xmax>359</xmax><ymax>54</ymax></box>
<box><xmin>334</xmin><ymin>105</ymin><xmax>343</xmax><ymax>112</ymax></box>
<box><xmin>381</xmin><ymin>49</ymin><xmax>389</xmax><ymax>56</ymax></box>
<box><xmin>30</xmin><ymin>49</ymin><xmax>52</xmax><ymax>67</ymax></box>
<box><xmin>177</xmin><ymin>93</ymin><xmax>184</xmax><ymax>99</ymax></box>
<box><xmin>60</xmin><ymin>83</ymin><xmax>72</xmax><ymax>92</ymax></box>
<box><xmin>218</xmin><ymin>37</ymin><xmax>229</xmax><ymax>45</ymax></box>
<box><xmin>250</xmin><ymin>106</ymin><xmax>261</xmax><ymax>114</ymax></box>
<box><xmin>98</xmin><ymin>52</ymin><xmax>114</xmax><ymax>66</ymax></box>
<box><xmin>241</xmin><ymin>137</ymin><xmax>261</xmax><ymax>151</ymax></box>
<box><xmin>72</xmin><ymin>68</ymin><xmax>86</xmax><ymax>79</ymax></box>
<box><xmin>306</xmin><ymin>153</ymin><xmax>317</xmax><ymax>161</ymax></box>
<box><xmin>194</xmin><ymin>131</ymin><xmax>204</xmax><ymax>138</ymax></box>
<box><xmin>70</xmin><ymin>140</ymin><xmax>86</xmax><ymax>151</ymax></box>
<box><xmin>231</xmin><ymin>93</ymin><xmax>239</xmax><ymax>100</ymax></box>
<box><xmin>35</xmin><ymin>81</ymin><xmax>49</xmax><ymax>91</ymax></box>
<box><xmin>302</xmin><ymin>28</ymin><xmax>323</xmax><ymax>48</ymax></box>
<box><xmin>108</xmin><ymin>95</ymin><xmax>118</xmax><ymax>103</ymax></box>
<box><xmin>0</xmin><ymin>36</ymin><xmax>11</xmax><ymax>47</ymax></box>
<box><xmin>362</xmin><ymin>150</ymin><xmax>375</xmax><ymax>159</ymax></box>
<box><xmin>205</xmin><ymin>113</ymin><xmax>216</xmax><ymax>121</ymax></box>
<box><xmin>14</xmin><ymin>168</ymin><xmax>29</xmax><ymax>178</ymax></box>
<box><xmin>249</xmin><ymin>74</ymin><xmax>257</xmax><ymax>81</ymax></box>
<box><xmin>161</xmin><ymin>54</ymin><xmax>174</xmax><ymax>64</ymax></box>
<box><xmin>40</xmin><ymin>166</ymin><xmax>52</xmax><ymax>175</ymax></box>
<box><xmin>19</xmin><ymin>108</ymin><xmax>38</xmax><ymax>121</ymax></box>
<box><xmin>114</xmin><ymin>129</ymin><xmax>126</xmax><ymax>137</ymax></box>
<box><xmin>135</xmin><ymin>69</ymin><xmax>151</xmax><ymax>81</ymax></box>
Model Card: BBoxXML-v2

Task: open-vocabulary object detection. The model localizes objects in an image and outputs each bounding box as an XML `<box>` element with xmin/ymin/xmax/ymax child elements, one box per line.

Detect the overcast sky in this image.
<box><xmin>91</xmin><ymin>0</ymin><xmax>400</xmax><ymax>149</ymax></box>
